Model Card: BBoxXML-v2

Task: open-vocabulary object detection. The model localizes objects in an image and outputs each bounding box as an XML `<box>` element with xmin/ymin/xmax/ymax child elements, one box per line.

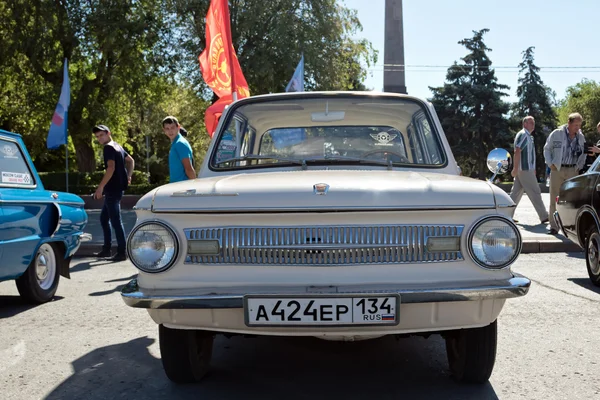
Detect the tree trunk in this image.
<box><xmin>72</xmin><ymin>134</ymin><xmax>96</xmax><ymax>172</ymax></box>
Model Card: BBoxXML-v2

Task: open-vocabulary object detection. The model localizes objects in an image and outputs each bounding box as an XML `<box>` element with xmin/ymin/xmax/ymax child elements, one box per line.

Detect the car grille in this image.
<box><xmin>184</xmin><ymin>224</ymin><xmax>464</xmax><ymax>265</ymax></box>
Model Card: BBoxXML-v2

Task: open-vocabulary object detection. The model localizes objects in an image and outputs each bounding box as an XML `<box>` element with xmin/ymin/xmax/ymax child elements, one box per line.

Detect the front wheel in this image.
<box><xmin>445</xmin><ymin>321</ymin><xmax>497</xmax><ymax>384</ymax></box>
<box><xmin>15</xmin><ymin>243</ymin><xmax>63</xmax><ymax>304</ymax></box>
<box><xmin>159</xmin><ymin>325</ymin><xmax>214</xmax><ymax>383</ymax></box>
<box><xmin>585</xmin><ymin>226</ymin><xmax>600</xmax><ymax>286</ymax></box>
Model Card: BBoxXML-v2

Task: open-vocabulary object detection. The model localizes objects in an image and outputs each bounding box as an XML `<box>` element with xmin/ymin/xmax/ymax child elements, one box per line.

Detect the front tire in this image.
<box><xmin>15</xmin><ymin>243</ymin><xmax>63</xmax><ymax>304</ymax></box>
<box><xmin>445</xmin><ymin>321</ymin><xmax>497</xmax><ymax>384</ymax></box>
<box><xmin>585</xmin><ymin>226</ymin><xmax>600</xmax><ymax>286</ymax></box>
<box><xmin>159</xmin><ymin>324</ymin><xmax>214</xmax><ymax>383</ymax></box>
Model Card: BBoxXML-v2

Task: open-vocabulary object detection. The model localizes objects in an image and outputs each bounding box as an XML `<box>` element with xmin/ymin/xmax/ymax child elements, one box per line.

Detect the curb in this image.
<box><xmin>75</xmin><ymin>240</ymin><xmax>584</xmax><ymax>258</ymax></box>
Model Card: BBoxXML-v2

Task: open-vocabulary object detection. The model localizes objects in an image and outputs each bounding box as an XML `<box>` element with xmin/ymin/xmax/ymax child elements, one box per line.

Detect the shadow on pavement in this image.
<box><xmin>43</xmin><ymin>334</ymin><xmax>500</xmax><ymax>400</ymax></box>
<box><xmin>70</xmin><ymin>259</ymin><xmax>115</xmax><ymax>274</ymax></box>
<box><xmin>566</xmin><ymin>252</ymin><xmax>585</xmax><ymax>260</ymax></box>
<box><xmin>568</xmin><ymin>278</ymin><xmax>600</xmax><ymax>295</ymax></box>
<box><xmin>0</xmin><ymin>295</ymin><xmax>64</xmax><ymax>319</ymax></box>
<box><xmin>105</xmin><ymin>274</ymin><xmax>136</xmax><ymax>283</ymax></box>
<box><xmin>89</xmin><ymin>284</ymin><xmax>127</xmax><ymax>297</ymax></box>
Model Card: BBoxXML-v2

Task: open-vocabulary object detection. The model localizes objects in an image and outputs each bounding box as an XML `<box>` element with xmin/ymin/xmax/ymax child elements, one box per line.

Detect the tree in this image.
<box><xmin>170</xmin><ymin>0</ymin><xmax>378</xmax><ymax>96</ymax></box>
<box><xmin>556</xmin><ymin>79</ymin><xmax>600</xmax><ymax>143</ymax></box>
<box><xmin>429</xmin><ymin>29</ymin><xmax>511</xmax><ymax>180</ymax></box>
<box><xmin>511</xmin><ymin>46</ymin><xmax>557</xmax><ymax>180</ymax></box>
<box><xmin>1</xmin><ymin>0</ymin><xmax>177</xmax><ymax>172</ymax></box>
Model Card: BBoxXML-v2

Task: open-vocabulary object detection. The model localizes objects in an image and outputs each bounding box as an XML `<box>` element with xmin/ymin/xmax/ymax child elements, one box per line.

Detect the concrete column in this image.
<box><xmin>384</xmin><ymin>0</ymin><xmax>407</xmax><ymax>94</ymax></box>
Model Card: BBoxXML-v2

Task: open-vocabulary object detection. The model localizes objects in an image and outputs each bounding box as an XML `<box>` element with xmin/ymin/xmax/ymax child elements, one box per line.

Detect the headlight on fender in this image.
<box><xmin>127</xmin><ymin>222</ymin><xmax>178</xmax><ymax>273</ymax></box>
<box><xmin>468</xmin><ymin>217</ymin><xmax>521</xmax><ymax>269</ymax></box>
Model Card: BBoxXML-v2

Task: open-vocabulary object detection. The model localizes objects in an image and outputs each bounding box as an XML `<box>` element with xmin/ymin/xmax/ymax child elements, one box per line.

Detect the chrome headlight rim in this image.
<box><xmin>126</xmin><ymin>220</ymin><xmax>179</xmax><ymax>274</ymax></box>
<box><xmin>467</xmin><ymin>215</ymin><xmax>522</xmax><ymax>270</ymax></box>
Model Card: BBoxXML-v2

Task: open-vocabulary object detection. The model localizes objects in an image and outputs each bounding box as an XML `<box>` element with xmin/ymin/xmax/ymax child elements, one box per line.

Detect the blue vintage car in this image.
<box><xmin>0</xmin><ymin>129</ymin><xmax>88</xmax><ymax>303</ymax></box>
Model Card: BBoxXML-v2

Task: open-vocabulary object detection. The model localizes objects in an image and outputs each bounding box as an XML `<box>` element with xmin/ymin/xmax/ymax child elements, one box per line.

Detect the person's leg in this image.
<box><xmin>549</xmin><ymin>168</ymin><xmax>566</xmax><ymax>232</ymax></box>
<box><xmin>519</xmin><ymin>170</ymin><xmax>549</xmax><ymax>222</ymax></box>
<box><xmin>96</xmin><ymin>198</ymin><xmax>113</xmax><ymax>257</ymax></box>
<box><xmin>509</xmin><ymin>175</ymin><xmax>525</xmax><ymax>206</ymax></box>
<box><xmin>105</xmin><ymin>191</ymin><xmax>126</xmax><ymax>257</ymax></box>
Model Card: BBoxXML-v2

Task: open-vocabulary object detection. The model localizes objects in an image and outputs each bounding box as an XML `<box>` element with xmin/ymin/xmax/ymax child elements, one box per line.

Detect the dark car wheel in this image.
<box><xmin>585</xmin><ymin>226</ymin><xmax>600</xmax><ymax>286</ymax></box>
<box><xmin>159</xmin><ymin>324</ymin><xmax>214</xmax><ymax>383</ymax></box>
<box><xmin>445</xmin><ymin>320</ymin><xmax>497</xmax><ymax>384</ymax></box>
<box><xmin>15</xmin><ymin>243</ymin><xmax>64</xmax><ymax>304</ymax></box>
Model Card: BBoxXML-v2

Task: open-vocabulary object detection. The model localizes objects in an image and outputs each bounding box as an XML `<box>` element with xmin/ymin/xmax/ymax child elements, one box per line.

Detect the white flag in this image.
<box><xmin>285</xmin><ymin>54</ymin><xmax>304</xmax><ymax>92</ymax></box>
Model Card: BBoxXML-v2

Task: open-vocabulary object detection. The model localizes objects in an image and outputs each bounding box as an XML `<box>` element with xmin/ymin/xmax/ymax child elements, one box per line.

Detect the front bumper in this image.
<box><xmin>121</xmin><ymin>275</ymin><xmax>531</xmax><ymax>310</ymax></box>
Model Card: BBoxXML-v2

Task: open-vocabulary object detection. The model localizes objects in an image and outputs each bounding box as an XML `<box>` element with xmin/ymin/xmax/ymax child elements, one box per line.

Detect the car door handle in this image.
<box><xmin>51</xmin><ymin>193</ymin><xmax>59</xmax><ymax>199</ymax></box>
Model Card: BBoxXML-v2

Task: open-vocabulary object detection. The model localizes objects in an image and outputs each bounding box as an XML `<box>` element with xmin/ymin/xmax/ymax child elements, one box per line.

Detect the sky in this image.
<box><xmin>343</xmin><ymin>0</ymin><xmax>600</xmax><ymax>104</ymax></box>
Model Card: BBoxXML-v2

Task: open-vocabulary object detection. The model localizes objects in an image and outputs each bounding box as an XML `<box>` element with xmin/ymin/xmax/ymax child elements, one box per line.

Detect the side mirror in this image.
<box><xmin>487</xmin><ymin>148</ymin><xmax>512</xmax><ymax>183</ymax></box>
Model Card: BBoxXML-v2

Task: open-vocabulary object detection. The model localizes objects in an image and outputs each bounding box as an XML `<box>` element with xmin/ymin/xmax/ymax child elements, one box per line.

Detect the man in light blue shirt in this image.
<box><xmin>162</xmin><ymin>116</ymin><xmax>196</xmax><ymax>183</ymax></box>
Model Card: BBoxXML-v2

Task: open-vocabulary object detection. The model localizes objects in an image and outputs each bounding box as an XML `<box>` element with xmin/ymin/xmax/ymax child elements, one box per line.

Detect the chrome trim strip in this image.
<box><xmin>554</xmin><ymin>211</ymin><xmax>567</xmax><ymax>239</ymax></box>
<box><xmin>51</xmin><ymin>202</ymin><xmax>62</xmax><ymax>237</ymax></box>
<box><xmin>152</xmin><ymin>205</ymin><xmax>496</xmax><ymax>213</ymax></box>
<box><xmin>184</xmin><ymin>224</ymin><xmax>464</xmax><ymax>265</ymax></box>
<box><xmin>0</xmin><ymin>199</ymin><xmax>83</xmax><ymax>206</ymax></box>
<box><xmin>120</xmin><ymin>275</ymin><xmax>531</xmax><ymax>309</ymax></box>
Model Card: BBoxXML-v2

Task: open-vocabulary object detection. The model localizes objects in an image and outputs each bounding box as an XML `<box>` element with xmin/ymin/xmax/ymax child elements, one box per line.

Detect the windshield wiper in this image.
<box><xmin>215</xmin><ymin>154</ymin><xmax>308</xmax><ymax>169</ymax></box>
<box><xmin>307</xmin><ymin>155</ymin><xmax>396</xmax><ymax>170</ymax></box>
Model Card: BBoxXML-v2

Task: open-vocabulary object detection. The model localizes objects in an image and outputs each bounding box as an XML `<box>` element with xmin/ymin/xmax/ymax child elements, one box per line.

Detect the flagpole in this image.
<box><xmin>223</xmin><ymin>0</ymin><xmax>237</xmax><ymax>101</ymax></box>
<box><xmin>65</xmin><ymin>111</ymin><xmax>69</xmax><ymax>192</ymax></box>
<box><xmin>65</xmin><ymin>145</ymin><xmax>69</xmax><ymax>193</ymax></box>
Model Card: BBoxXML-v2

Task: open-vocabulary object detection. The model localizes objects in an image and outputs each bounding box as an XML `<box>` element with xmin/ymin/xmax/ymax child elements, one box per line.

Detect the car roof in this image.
<box><xmin>0</xmin><ymin>129</ymin><xmax>22</xmax><ymax>139</ymax></box>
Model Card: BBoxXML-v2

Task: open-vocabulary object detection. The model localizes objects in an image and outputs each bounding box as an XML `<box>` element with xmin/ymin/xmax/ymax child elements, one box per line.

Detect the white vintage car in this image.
<box><xmin>121</xmin><ymin>91</ymin><xmax>529</xmax><ymax>384</ymax></box>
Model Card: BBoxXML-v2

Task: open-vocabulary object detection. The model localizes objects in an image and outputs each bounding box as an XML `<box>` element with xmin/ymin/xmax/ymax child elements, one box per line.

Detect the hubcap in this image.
<box><xmin>35</xmin><ymin>244</ymin><xmax>56</xmax><ymax>290</ymax></box>
<box><xmin>588</xmin><ymin>233</ymin><xmax>600</xmax><ymax>276</ymax></box>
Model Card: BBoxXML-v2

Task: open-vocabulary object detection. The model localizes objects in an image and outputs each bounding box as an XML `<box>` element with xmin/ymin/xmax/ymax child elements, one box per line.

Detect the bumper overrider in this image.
<box><xmin>120</xmin><ymin>275</ymin><xmax>531</xmax><ymax>310</ymax></box>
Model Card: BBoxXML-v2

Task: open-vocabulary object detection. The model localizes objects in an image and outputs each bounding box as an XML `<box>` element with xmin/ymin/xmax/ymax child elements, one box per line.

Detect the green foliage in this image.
<box><xmin>0</xmin><ymin>0</ymin><xmax>377</xmax><ymax>181</ymax></box>
<box><xmin>556</xmin><ymin>79</ymin><xmax>600</xmax><ymax>143</ymax></box>
<box><xmin>429</xmin><ymin>29</ymin><xmax>511</xmax><ymax>180</ymax></box>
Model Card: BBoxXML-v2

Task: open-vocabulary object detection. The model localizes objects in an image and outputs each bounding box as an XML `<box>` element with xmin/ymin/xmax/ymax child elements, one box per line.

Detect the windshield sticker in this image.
<box><xmin>272</xmin><ymin>128</ymin><xmax>306</xmax><ymax>149</ymax></box>
<box><xmin>370</xmin><ymin>132</ymin><xmax>398</xmax><ymax>146</ymax></box>
<box><xmin>2</xmin><ymin>172</ymin><xmax>31</xmax><ymax>184</ymax></box>
<box><xmin>0</xmin><ymin>143</ymin><xmax>19</xmax><ymax>159</ymax></box>
<box><xmin>215</xmin><ymin>140</ymin><xmax>237</xmax><ymax>163</ymax></box>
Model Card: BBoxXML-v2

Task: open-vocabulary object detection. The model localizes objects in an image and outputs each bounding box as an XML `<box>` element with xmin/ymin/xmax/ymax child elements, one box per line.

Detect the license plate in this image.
<box><xmin>244</xmin><ymin>295</ymin><xmax>399</xmax><ymax>327</ymax></box>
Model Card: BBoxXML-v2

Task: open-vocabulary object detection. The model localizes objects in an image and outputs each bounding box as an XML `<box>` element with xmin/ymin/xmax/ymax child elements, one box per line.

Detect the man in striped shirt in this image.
<box><xmin>510</xmin><ymin>116</ymin><xmax>549</xmax><ymax>225</ymax></box>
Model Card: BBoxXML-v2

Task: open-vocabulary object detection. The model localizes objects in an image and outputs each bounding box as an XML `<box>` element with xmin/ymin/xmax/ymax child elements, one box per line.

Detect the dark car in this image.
<box><xmin>0</xmin><ymin>129</ymin><xmax>89</xmax><ymax>303</ymax></box>
<box><xmin>554</xmin><ymin>155</ymin><xmax>600</xmax><ymax>286</ymax></box>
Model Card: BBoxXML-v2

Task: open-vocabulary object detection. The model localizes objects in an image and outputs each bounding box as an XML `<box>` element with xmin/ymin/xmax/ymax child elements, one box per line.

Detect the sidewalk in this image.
<box><xmin>75</xmin><ymin>193</ymin><xmax>582</xmax><ymax>257</ymax></box>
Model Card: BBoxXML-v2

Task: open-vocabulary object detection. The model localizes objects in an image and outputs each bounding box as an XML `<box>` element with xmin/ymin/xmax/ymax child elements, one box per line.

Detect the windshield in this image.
<box><xmin>209</xmin><ymin>95</ymin><xmax>447</xmax><ymax>170</ymax></box>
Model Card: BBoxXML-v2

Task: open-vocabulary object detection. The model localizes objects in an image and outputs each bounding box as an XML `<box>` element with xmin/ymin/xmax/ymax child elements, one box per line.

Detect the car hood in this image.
<box><xmin>147</xmin><ymin>170</ymin><xmax>499</xmax><ymax>212</ymax></box>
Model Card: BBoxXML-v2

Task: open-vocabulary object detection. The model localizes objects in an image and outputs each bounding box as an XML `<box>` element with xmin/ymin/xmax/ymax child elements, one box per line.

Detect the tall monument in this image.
<box><xmin>384</xmin><ymin>0</ymin><xmax>407</xmax><ymax>94</ymax></box>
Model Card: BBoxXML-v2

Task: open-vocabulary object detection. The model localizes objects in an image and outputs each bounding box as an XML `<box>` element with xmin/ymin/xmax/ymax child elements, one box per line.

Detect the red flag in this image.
<box><xmin>204</xmin><ymin>94</ymin><xmax>232</xmax><ymax>138</ymax></box>
<box><xmin>199</xmin><ymin>0</ymin><xmax>250</xmax><ymax>100</ymax></box>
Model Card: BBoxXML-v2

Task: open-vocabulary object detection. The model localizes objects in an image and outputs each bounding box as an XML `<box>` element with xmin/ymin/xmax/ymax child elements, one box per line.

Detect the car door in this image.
<box><xmin>559</xmin><ymin>159</ymin><xmax>600</xmax><ymax>236</ymax></box>
<box><xmin>0</xmin><ymin>136</ymin><xmax>56</xmax><ymax>280</ymax></box>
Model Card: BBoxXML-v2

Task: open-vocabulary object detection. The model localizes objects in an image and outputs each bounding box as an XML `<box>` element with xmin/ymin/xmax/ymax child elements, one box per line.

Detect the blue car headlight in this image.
<box><xmin>127</xmin><ymin>222</ymin><xmax>178</xmax><ymax>273</ymax></box>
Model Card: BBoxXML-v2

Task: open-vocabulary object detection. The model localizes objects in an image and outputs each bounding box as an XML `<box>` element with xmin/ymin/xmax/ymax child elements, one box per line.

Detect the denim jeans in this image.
<box><xmin>100</xmin><ymin>191</ymin><xmax>126</xmax><ymax>255</ymax></box>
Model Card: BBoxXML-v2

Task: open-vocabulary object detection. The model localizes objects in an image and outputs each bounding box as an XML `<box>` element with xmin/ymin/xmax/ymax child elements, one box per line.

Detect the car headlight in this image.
<box><xmin>468</xmin><ymin>216</ymin><xmax>521</xmax><ymax>269</ymax></box>
<box><xmin>127</xmin><ymin>221</ymin><xmax>178</xmax><ymax>273</ymax></box>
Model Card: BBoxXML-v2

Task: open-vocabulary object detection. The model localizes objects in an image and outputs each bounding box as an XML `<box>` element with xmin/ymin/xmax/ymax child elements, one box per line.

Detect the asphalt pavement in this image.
<box><xmin>76</xmin><ymin>192</ymin><xmax>582</xmax><ymax>256</ymax></box>
<box><xmin>1</xmin><ymin>253</ymin><xmax>599</xmax><ymax>399</ymax></box>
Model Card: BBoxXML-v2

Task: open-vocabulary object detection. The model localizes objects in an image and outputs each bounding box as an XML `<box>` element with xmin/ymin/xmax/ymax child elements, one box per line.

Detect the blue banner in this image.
<box><xmin>47</xmin><ymin>59</ymin><xmax>70</xmax><ymax>149</ymax></box>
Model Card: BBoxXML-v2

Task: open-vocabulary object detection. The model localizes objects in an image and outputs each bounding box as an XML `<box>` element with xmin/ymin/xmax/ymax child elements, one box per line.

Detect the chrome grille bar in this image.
<box><xmin>184</xmin><ymin>224</ymin><xmax>463</xmax><ymax>265</ymax></box>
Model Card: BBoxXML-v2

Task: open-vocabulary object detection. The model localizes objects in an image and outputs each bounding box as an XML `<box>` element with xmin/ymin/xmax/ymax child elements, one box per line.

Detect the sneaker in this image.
<box><xmin>547</xmin><ymin>228</ymin><xmax>558</xmax><ymax>235</ymax></box>
<box><xmin>108</xmin><ymin>253</ymin><xmax>127</xmax><ymax>262</ymax></box>
<box><xmin>94</xmin><ymin>249</ymin><xmax>112</xmax><ymax>258</ymax></box>
<box><xmin>541</xmin><ymin>218</ymin><xmax>549</xmax><ymax>224</ymax></box>
<box><xmin>513</xmin><ymin>219</ymin><xmax>519</xmax><ymax>223</ymax></box>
